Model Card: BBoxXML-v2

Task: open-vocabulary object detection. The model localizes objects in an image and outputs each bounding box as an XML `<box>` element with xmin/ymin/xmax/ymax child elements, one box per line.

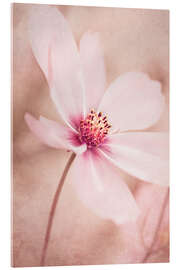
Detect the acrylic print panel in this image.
<box><xmin>12</xmin><ymin>3</ymin><xmax>169</xmax><ymax>267</ymax></box>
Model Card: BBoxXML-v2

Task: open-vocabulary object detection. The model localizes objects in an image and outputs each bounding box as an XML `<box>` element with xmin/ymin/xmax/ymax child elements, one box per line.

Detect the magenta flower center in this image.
<box><xmin>78</xmin><ymin>109</ymin><xmax>111</xmax><ymax>148</ymax></box>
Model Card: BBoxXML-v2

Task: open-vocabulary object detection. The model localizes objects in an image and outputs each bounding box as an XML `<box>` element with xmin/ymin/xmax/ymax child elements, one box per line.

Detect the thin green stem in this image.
<box><xmin>40</xmin><ymin>152</ymin><xmax>76</xmax><ymax>266</ymax></box>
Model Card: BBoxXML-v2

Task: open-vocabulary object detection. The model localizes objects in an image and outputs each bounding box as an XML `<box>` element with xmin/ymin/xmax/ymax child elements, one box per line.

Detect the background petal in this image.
<box><xmin>101</xmin><ymin>132</ymin><xmax>169</xmax><ymax>186</ymax></box>
<box><xmin>28</xmin><ymin>5</ymin><xmax>86</xmax><ymax>129</ymax></box>
<box><xmin>115</xmin><ymin>183</ymin><xmax>169</xmax><ymax>263</ymax></box>
<box><xmin>80</xmin><ymin>32</ymin><xmax>106</xmax><ymax>112</ymax></box>
<box><xmin>69</xmin><ymin>149</ymin><xmax>140</xmax><ymax>224</ymax></box>
<box><xmin>24</xmin><ymin>113</ymin><xmax>87</xmax><ymax>154</ymax></box>
<box><xmin>98</xmin><ymin>72</ymin><xmax>165</xmax><ymax>132</ymax></box>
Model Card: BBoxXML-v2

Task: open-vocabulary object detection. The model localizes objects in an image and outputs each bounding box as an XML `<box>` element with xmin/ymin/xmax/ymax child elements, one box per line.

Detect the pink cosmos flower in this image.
<box><xmin>25</xmin><ymin>6</ymin><xmax>169</xmax><ymax>224</ymax></box>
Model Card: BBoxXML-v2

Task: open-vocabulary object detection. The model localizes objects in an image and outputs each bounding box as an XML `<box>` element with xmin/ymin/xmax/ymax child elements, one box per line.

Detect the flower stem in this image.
<box><xmin>40</xmin><ymin>152</ymin><xmax>76</xmax><ymax>266</ymax></box>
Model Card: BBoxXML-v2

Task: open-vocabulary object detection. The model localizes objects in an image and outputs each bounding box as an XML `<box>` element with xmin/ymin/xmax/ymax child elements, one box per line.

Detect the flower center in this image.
<box><xmin>78</xmin><ymin>109</ymin><xmax>111</xmax><ymax>148</ymax></box>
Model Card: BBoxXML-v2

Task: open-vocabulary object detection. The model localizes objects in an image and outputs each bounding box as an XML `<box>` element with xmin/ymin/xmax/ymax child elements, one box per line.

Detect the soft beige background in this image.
<box><xmin>13</xmin><ymin>3</ymin><xmax>169</xmax><ymax>267</ymax></box>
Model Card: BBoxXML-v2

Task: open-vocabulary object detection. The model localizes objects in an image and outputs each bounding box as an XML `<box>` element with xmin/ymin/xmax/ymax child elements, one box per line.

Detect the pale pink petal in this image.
<box><xmin>80</xmin><ymin>32</ymin><xmax>106</xmax><ymax>112</ymax></box>
<box><xmin>136</xmin><ymin>184</ymin><xmax>169</xmax><ymax>251</ymax></box>
<box><xmin>24</xmin><ymin>113</ymin><xmax>87</xmax><ymax>154</ymax></box>
<box><xmin>116</xmin><ymin>184</ymin><xmax>169</xmax><ymax>263</ymax></box>
<box><xmin>69</xmin><ymin>149</ymin><xmax>139</xmax><ymax>224</ymax></box>
<box><xmin>98</xmin><ymin>72</ymin><xmax>165</xmax><ymax>132</ymax></box>
<box><xmin>28</xmin><ymin>6</ymin><xmax>86</xmax><ymax>129</ymax></box>
<box><xmin>101</xmin><ymin>132</ymin><xmax>169</xmax><ymax>186</ymax></box>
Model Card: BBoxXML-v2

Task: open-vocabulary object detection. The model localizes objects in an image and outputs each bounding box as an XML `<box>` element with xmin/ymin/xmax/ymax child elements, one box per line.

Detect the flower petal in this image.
<box><xmin>101</xmin><ymin>132</ymin><xmax>169</xmax><ymax>186</ymax></box>
<box><xmin>28</xmin><ymin>6</ymin><xmax>86</xmax><ymax>129</ymax></box>
<box><xmin>98</xmin><ymin>72</ymin><xmax>165</xmax><ymax>132</ymax></box>
<box><xmin>80</xmin><ymin>32</ymin><xmax>106</xmax><ymax>112</ymax></box>
<box><xmin>24</xmin><ymin>113</ymin><xmax>87</xmax><ymax>154</ymax></box>
<box><xmin>69</xmin><ymin>149</ymin><xmax>140</xmax><ymax>224</ymax></box>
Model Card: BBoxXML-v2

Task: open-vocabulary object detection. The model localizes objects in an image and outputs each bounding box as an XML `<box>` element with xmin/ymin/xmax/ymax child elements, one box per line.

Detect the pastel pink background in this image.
<box><xmin>13</xmin><ymin>4</ymin><xmax>169</xmax><ymax>267</ymax></box>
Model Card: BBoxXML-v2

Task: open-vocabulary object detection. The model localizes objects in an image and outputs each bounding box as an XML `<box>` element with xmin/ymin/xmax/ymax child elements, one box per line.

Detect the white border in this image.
<box><xmin>1</xmin><ymin>0</ymin><xmax>179</xmax><ymax>269</ymax></box>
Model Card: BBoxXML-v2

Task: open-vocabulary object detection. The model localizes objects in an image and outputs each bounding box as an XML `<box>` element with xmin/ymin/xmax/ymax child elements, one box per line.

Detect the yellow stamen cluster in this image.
<box><xmin>78</xmin><ymin>109</ymin><xmax>111</xmax><ymax>148</ymax></box>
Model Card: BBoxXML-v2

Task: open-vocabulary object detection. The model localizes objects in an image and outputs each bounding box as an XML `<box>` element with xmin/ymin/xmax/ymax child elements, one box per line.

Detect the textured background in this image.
<box><xmin>12</xmin><ymin>3</ymin><xmax>169</xmax><ymax>267</ymax></box>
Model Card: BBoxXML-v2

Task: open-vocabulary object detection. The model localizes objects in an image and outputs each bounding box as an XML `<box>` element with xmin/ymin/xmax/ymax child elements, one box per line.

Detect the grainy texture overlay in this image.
<box><xmin>12</xmin><ymin>3</ymin><xmax>169</xmax><ymax>267</ymax></box>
